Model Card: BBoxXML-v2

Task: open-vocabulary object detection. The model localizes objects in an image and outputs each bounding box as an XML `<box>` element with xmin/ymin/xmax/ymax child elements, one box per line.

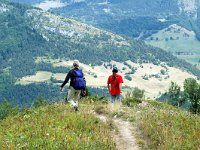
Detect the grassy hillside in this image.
<box><xmin>0</xmin><ymin>97</ymin><xmax>199</xmax><ymax>149</ymax></box>
<box><xmin>93</xmin><ymin>98</ymin><xmax>200</xmax><ymax>149</ymax></box>
<box><xmin>135</xmin><ymin>101</ymin><xmax>200</xmax><ymax>149</ymax></box>
<box><xmin>0</xmin><ymin>101</ymin><xmax>115</xmax><ymax>149</ymax></box>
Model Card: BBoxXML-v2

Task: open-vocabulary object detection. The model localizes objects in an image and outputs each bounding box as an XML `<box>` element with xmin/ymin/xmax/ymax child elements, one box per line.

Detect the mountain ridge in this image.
<box><xmin>0</xmin><ymin>0</ymin><xmax>200</xmax><ymax>103</ymax></box>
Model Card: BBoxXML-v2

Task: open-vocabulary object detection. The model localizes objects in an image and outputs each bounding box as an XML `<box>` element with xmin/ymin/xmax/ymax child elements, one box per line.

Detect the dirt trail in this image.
<box><xmin>97</xmin><ymin>115</ymin><xmax>139</xmax><ymax>150</ymax></box>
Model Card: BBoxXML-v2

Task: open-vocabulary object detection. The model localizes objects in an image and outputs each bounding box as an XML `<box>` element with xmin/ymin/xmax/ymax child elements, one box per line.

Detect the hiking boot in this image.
<box><xmin>74</xmin><ymin>106</ymin><xmax>79</xmax><ymax>112</ymax></box>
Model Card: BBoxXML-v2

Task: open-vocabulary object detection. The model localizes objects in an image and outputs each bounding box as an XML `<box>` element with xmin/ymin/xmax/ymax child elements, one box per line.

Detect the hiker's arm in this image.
<box><xmin>107</xmin><ymin>77</ymin><xmax>111</xmax><ymax>92</ymax></box>
<box><xmin>107</xmin><ymin>84</ymin><xmax>111</xmax><ymax>92</ymax></box>
<box><xmin>119</xmin><ymin>83</ymin><xmax>122</xmax><ymax>92</ymax></box>
<box><xmin>119</xmin><ymin>76</ymin><xmax>123</xmax><ymax>92</ymax></box>
<box><xmin>60</xmin><ymin>72</ymin><xmax>71</xmax><ymax>89</ymax></box>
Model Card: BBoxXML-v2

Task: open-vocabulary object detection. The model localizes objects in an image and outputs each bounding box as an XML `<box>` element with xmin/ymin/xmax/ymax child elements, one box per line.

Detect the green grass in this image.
<box><xmin>0</xmin><ymin>103</ymin><xmax>115</xmax><ymax>149</ymax></box>
<box><xmin>85</xmin><ymin>97</ymin><xmax>200</xmax><ymax>149</ymax></box>
<box><xmin>177</xmin><ymin>55</ymin><xmax>200</xmax><ymax>70</ymax></box>
<box><xmin>145</xmin><ymin>26</ymin><xmax>200</xmax><ymax>66</ymax></box>
<box><xmin>1</xmin><ymin>97</ymin><xmax>200</xmax><ymax>150</ymax></box>
<box><xmin>98</xmin><ymin>95</ymin><xmax>200</xmax><ymax>149</ymax></box>
<box><xmin>146</xmin><ymin>38</ymin><xmax>200</xmax><ymax>53</ymax></box>
<box><xmin>126</xmin><ymin>100</ymin><xmax>200</xmax><ymax>149</ymax></box>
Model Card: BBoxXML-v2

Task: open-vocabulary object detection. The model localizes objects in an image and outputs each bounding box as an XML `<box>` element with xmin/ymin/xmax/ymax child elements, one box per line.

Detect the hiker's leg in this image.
<box><xmin>68</xmin><ymin>87</ymin><xmax>77</xmax><ymax>107</ymax></box>
<box><xmin>109</xmin><ymin>95</ymin><xmax>115</xmax><ymax>111</ymax></box>
<box><xmin>74</xmin><ymin>90</ymin><xmax>81</xmax><ymax>106</ymax></box>
<box><xmin>116</xmin><ymin>94</ymin><xmax>122</xmax><ymax>103</ymax></box>
<box><xmin>110</xmin><ymin>95</ymin><xmax>116</xmax><ymax>103</ymax></box>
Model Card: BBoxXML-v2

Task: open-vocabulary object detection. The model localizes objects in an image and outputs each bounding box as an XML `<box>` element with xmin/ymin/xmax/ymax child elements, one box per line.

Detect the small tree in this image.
<box><xmin>160</xmin><ymin>69</ymin><xmax>166</xmax><ymax>75</ymax></box>
<box><xmin>123</xmin><ymin>87</ymin><xmax>145</xmax><ymax>107</ymax></box>
<box><xmin>167</xmin><ymin>82</ymin><xmax>185</xmax><ymax>108</ymax></box>
<box><xmin>125</xmin><ymin>75</ymin><xmax>132</xmax><ymax>81</ymax></box>
<box><xmin>184</xmin><ymin>78</ymin><xmax>200</xmax><ymax>114</ymax></box>
<box><xmin>131</xmin><ymin>87</ymin><xmax>145</xmax><ymax>100</ymax></box>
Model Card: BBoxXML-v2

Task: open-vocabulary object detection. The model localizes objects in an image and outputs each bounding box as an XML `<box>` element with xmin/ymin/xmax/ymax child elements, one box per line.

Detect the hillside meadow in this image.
<box><xmin>0</xmin><ymin>101</ymin><xmax>115</xmax><ymax>149</ymax></box>
<box><xmin>0</xmin><ymin>96</ymin><xmax>200</xmax><ymax>149</ymax></box>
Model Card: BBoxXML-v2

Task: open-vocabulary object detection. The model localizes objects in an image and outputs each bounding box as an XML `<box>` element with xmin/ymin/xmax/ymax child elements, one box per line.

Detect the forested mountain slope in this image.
<box><xmin>0</xmin><ymin>0</ymin><xmax>199</xmax><ymax>105</ymax></box>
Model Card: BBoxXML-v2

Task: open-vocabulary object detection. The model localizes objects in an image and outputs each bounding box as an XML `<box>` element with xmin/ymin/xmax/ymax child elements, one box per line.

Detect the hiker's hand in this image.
<box><xmin>108</xmin><ymin>90</ymin><xmax>111</xmax><ymax>94</ymax></box>
<box><xmin>81</xmin><ymin>90</ymin><xmax>87</xmax><ymax>97</ymax></box>
<box><xmin>60</xmin><ymin>87</ymin><xmax>64</xmax><ymax>92</ymax></box>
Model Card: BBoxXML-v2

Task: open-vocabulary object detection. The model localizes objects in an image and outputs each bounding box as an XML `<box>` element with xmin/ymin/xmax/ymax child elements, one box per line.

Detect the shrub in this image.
<box><xmin>122</xmin><ymin>97</ymin><xmax>142</xmax><ymax>107</ymax></box>
<box><xmin>123</xmin><ymin>87</ymin><xmax>145</xmax><ymax>107</ymax></box>
<box><xmin>32</xmin><ymin>96</ymin><xmax>48</xmax><ymax>108</ymax></box>
<box><xmin>0</xmin><ymin>100</ymin><xmax>19</xmax><ymax>120</ymax></box>
<box><xmin>184</xmin><ymin>78</ymin><xmax>200</xmax><ymax>114</ymax></box>
<box><xmin>160</xmin><ymin>69</ymin><xmax>166</xmax><ymax>75</ymax></box>
<box><xmin>125</xmin><ymin>75</ymin><xmax>132</xmax><ymax>81</ymax></box>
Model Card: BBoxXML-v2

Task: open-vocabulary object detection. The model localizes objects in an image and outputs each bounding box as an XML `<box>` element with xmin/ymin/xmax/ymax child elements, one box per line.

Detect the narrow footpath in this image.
<box><xmin>97</xmin><ymin>115</ymin><xmax>139</xmax><ymax>150</ymax></box>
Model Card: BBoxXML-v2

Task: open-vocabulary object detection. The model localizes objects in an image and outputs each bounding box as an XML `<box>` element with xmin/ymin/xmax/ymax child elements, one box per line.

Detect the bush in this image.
<box><xmin>160</xmin><ymin>69</ymin><xmax>166</xmax><ymax>75</ymax></box>
<box><xmin>125</xmin><ymin>75</ymin><xmax>132</xmax><ymax>81</ymax></box>
<box><xmin>122</xmin><ymin>97</ymin><xmax>142</xmax><ymax>107</ymax></box>
<box><xmin>0</xmin><ymin>100</ymin><xmax>19</xmax><ymax>120</ymax></box>
<box><xmin>32</xmin><ymin>96</ymin><xmax>49</xmax><ymax>108</ymax></box>
<box><xmin>123</xmin><ymin>87</ymin><xmax>145</xmax><ymax>107</ymax></box>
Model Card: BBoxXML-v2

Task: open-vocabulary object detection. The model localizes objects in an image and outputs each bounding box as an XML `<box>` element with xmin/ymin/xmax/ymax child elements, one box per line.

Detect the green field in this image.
<box><xmin>146</xmin><ymin>25</ymin><xmax>200</xmax><ymax>66</ymax></box>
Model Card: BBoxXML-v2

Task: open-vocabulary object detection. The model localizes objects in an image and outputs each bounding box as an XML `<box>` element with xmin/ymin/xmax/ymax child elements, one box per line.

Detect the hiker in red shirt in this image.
<box><xmin>107</xmin><ymin>67</ymin><xmax>124</xmax><ymax>103</ymax></box>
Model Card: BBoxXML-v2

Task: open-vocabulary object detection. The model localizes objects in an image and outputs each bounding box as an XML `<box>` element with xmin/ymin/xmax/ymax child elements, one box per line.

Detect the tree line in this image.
<box><xmin>160</xmin><ymin>78</ymin><xmax>200</xmax><ymax>114</ymax></box>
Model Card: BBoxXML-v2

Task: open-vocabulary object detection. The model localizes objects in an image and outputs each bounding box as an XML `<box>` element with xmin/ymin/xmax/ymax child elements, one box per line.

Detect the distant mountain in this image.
<box><xmin>10</xmin><ymin>0</ymin><xmax>200</xmax><ymax>66</ymax></box>
<box><xmin>13</xmin><ymin>0</ymin><xmax>199</xmax><ymax>38</ymax></box>
<box><xmin>0</xmin><ymin>0</ymin><xmax>199</xmax><ymax>105</ymax></box>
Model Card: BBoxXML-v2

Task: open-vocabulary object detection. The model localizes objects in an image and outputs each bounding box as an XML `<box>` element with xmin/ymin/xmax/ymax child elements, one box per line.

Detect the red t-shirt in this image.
<box><xmin>107</xmin><ymin>74</ymin><xmax>124</xmax><ymax>96</ymax></box>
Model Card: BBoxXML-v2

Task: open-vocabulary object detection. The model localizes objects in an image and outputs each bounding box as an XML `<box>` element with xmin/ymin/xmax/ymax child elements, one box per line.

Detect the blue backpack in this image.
<box><xmin>73</xmin><ymin>69</ymin><xmax>86</xmax><ymax>90</ymax></box>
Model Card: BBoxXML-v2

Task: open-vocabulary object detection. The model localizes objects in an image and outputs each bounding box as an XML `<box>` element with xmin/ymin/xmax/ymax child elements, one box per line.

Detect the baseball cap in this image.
<box><xmin>112</xmin><ymin>66</ymin><xmax>118</xmax><ymax>73</ymax></box>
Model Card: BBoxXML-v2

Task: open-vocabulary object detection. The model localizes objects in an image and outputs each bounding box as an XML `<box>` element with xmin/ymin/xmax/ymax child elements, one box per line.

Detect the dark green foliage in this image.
<box><xmin>9</xmin><ymin>0</ymin><xmax>44</xmax><ymax>5</ymax></box>
<box><xmin>160</xmin><ymin>69</ymin><xmax>166</xmax><ymax>75</ymax></box>
<box><xmin>0</xmin><ymin>100</ymin><xmax>19</xmax><ymax>120</ymax></box>
<box><xmin>167</xmin><ymin>82</ymin><xmax>185</xmax><ymax>107</ymax></box>
<box><xmin>36</xmin><ymin>63</ymin><xmax>70</xmax><ymax>74</ymax></box>
<box><xmin>122</xmin><ymin>97</ymin><xmax>142</xmax><ymax>107</ymax></box>
<box><xmin>131</xmin><ymin>87</ymin><xmax>145</xmax><ymax>100</ymax></box>
<box><xmin>159</xmin><ymin>79</ymin><xmax>200</xmax><ymax>114</ymax></box>
<box><xmin>184</xmin><ymin>78</ymin><xmax>200</xmax><ymax>114</ymax></box>
<box><xmin>0</xmin><ymin>83</ymin><xmax>62</xmax><ymax>107</ymax></box>
<box><xmin>32</xmin><ymin>96</ymin><xmax>49</xmax><ymax>108</ymax></box>
<box><xmin>99</xmin><ymin>17</ymin><xmax>172</xmax><ymax>38</ymax></box>
<box><xmin>123</xmin><ymin>87</ymin><xmax>144</xmax><ymax>107</ymax></box>
<box><xmin>125</xmin><ymin>75</ymin><xmax>132</xmax><ymax>81</ymax></box>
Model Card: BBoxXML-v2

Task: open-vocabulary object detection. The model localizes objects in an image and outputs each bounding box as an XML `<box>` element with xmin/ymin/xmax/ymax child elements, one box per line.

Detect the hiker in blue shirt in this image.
<box><xmin>60</xmin><ymin>60</ymin><xmax>86</xmax><ymax>111</ymax></box>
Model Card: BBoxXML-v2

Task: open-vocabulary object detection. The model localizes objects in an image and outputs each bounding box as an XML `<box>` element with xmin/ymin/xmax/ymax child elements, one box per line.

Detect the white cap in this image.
<box><xmin>73</xmin><ymin>60</ymin><xmax>79</xmax><ymax>68</ymax></box>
